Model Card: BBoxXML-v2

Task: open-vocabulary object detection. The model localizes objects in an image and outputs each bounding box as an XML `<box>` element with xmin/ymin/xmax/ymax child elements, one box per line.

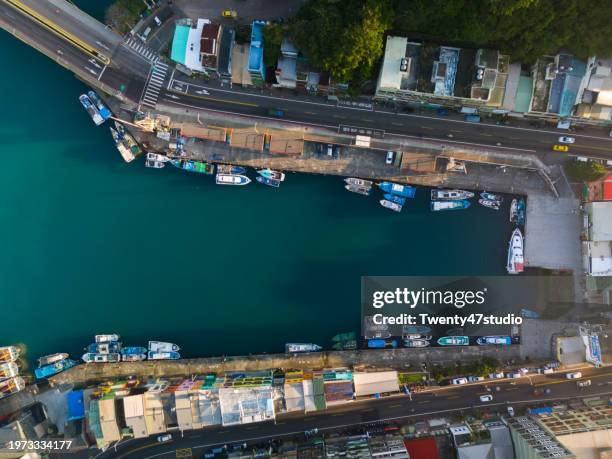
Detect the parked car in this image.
<box><xmin>153</xmin><ymin>16</ymin><xmax>162</xmax><ymax>26</ymax></box>
<box><xmin>506</xmin><ymin>372</ymin><xmax>521</xmax><ymax>379</ymax></box>
<box><xmin>543</xmin><ymin>368</ymin><xmax>554</xmax><ymax>374</ymax></box>
<box><xmin>386</xmin><ymin>151</ymin><xmax>395</xmax><ymax>164</ymax></box>
<box><xmin>558</xmin><ymin>136</ymin><xmax>575</xmax><ymax>144</ymax></box>
<box><xmin>452</xmin><ymin>377</ymin><xmax>468</xmax><ymax>385</ymax></box>
<box><xmin>566</xmin><ymin>372</ymin><xmax>582</xmax><ymax>379</ymax></box>
<box><xmin>468</xmin><ymin>376</ymin><xmax>485</xmax><ymax>382</ymax></box>
<box><xmin>157</xmin><ymin>434</ymin><xmax>172</xmax><ymax>443</ymax></box>
<box><xmin>553</xmin><ymin>144</ymin><xmax>569</xmax><ymax>152</ymax></box>
<box><xmin>507</xmin><ymin>406</ymin><xmax>515</xmax><ymax>416</ymax></box>
<box><xmin>479</xmin><ymin>394</ymin><xmax>493</xmax><ymax>402</ymax></box>
<box><xmin>489</xmin><ymin>372</ymin><xmax>504</xmax><ymax>379</ymax></box>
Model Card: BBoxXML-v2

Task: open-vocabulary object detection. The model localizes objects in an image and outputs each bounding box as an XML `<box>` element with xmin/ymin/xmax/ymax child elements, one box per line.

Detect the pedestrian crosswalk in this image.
<box><xmin>141</xmin><ymin>62</ymin><xmax>169</xmax><ymax>108</ymax></box>
<box><xmin>125</xmin><ymin>37</ymin><xmax>159</xmax><ymax>63</ymax></box>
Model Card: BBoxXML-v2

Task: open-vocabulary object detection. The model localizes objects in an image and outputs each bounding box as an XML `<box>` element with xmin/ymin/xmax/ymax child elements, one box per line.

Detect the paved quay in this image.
<box><xmin>49</xmin><ymin>346</ymin><xmax>522</xmax><ymax>386</ymax></box>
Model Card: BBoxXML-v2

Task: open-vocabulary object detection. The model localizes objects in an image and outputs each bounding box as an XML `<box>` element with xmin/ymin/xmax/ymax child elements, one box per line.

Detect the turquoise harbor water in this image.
<box><xmin>0</xmin><ymin>3</ymin><xmax>516</xmax><ymax>362</ymax></box>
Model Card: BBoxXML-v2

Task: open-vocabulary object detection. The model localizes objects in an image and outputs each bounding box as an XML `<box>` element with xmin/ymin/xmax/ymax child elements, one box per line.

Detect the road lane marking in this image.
<box><xmin>505</xmin><ymin>387</ymin><xmax>519</xmax><ymax>391</ymax></box>
<box><xmin>420</xmin><ymin>126</ymin><xmax>433</xmax><ymax>130</ymax></box>
<box><xmin>169</xmin><ymin>89</ymin><xmax>258</xmax><ymax>107</ymax></box>
<box><xmin>417</xmin><ymin>400</ymin><xmax>431</xmax><ymax>404</ymax></box>
<box><xmin>391</xmin><ymin>122</ymin><xmax>403</xmax><ymax>126</ymax></box>
<box><xmin>450</xmin><ymin>129</ymin><xmax>463</xmax><ymax>133</ymax></box>
<box><xmin>480</xmin><ymin>133</ymin><xmax>493</xmax><ymax>137</ymax></box>
<box><xmin>304</xmin><ymin>111</ymin><xmax>317</xmax><ymax>115</ymax></box>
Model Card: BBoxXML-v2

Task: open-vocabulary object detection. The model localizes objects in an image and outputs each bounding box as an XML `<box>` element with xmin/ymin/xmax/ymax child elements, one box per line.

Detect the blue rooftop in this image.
<box><xmin>549</xmin><ymin>58</ymin><xmax>587</xmax><ymax>117</ymax></box>
<box><xmin>67</xmin><ymin>390</ymin><xmax>85</xmax><ymax>420</ymax></box>
<box><xmin>248</xmin><ymin>21</ymin><xmax>265</xmax><ymax>74</ymax></box>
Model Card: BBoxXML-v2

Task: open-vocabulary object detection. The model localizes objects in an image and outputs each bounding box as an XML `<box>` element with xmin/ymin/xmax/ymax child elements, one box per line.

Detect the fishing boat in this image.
<box><xmin>171</xmin><ymin>159</ymin><xmax>215</xmax><ymax>174</ymax></box>
<box><xmin>344</xmin><ymin>177</ymin><xmax>373</xmax><ymax>187</ymax></box>
<box><xmin>437</xmin><ymin>336</ymin><xmax>469</xmax><ymax>346</ymax></box>
<box><xmin>402</xmin><ymin>326</ymin><xmax>432</xmax><ymax>335</ymax></box>
<box><xmin>0</xmin><ymin>362</ymin><xmax>19</xmax><ymax>381</ymax></box>
<box><xmin>431</xmin><ymin>189</ymin><xmax>474</xmax><ymax>200</ymax></box>
<box><xmin>148</xmin><ymin>341</ymin><xmax>180</xmax><ymax>352</ymax></box>
<box><xmin>256</xmin><ymin>176</ymin><xmax>281</xmax><ymax>188</ymax></box>
<box><xmin>82</xmin><ymin>353</ymin><xmax>121</xmax><ymax>363</ymax></box>
<box><xmin>430</xmin><ymin>200</ymin><xmax>471</xmax><ymax>211</ymax></box>
<box><xmin>285</xmin><ymin>343</ymin><xmax>322</xmax><ymax>353</ymax></box>
<box><xmin>476</xmin><ymin>336</ymin><xmax>512</xmax><ymax>345</ymax></box>
<box><xmin>145</xmin><ymin>158</ymin><xmax>165</xmax><ymax>168</ymax></box>
<box><xmin>147</xmin><ymin>351</ymin><xmax>180</xmax><ymax>360</ymax></box>
<box><xmin>110</xmin><ymin>127</ymin><xmax>136</xmax><ymax>163</ymax></box>
<box><xmin>0</xmin><ymin>377</ymin><xmax>25</xmax><ymax>400</ymax></box>
<box><xmin>146</xmin><ymin>153</ymin><xmax>170</xmax><ymax>163</ymax></box>
<box><xmin>121</xmin><ymin>346</ymin><xmax>147</xmax><ymax>356</ymax></box>
<box><xmin>95</xmin><ymin>334</ymin><xmax>120</xmax><ymax>343</ymax></box>
<box><xmin>35</xmin><ymin>359</ymin><xmax>76</xmax><ymax>379</ymax></box>
<box><xmin>37</xmin><ymin>353</ymin><xmax>69</xmax><ymax>367</ymax></box>
<box><xmin>481</xmin><ymin>191</ymin><xmax>503</xmax><ymax>202</ymax></box>
<box><xmin>509</xmin><ymin>199</ymin><xmax>518</xmax><ymax>223</ymax></box>
<box><xmin>0</xmin><ymin>346</ymin><xmax>19</xmax><ymax>363</ymax></box>
<box><xmin>218</xmin><ymin>164</ymin><xmax>246</xmax><ymax>174</ymax></box>
<box><xmin>123</xmin><ymin>353</ymin><xmax>147</xmax><ymax>362</ymax></box>
<box><xmin>517</xmin><ymin>198</ymin><xmax>526</xmax><ymax>226</ymax></box>
<box><xmin>332</xmin><ymin>332</ymin><xmax>357</xmax><ymax>342</ymax></box>
<box><xmin>380</xmin><ymin>199</ymin><xmax>402</xmax><ymax>212</ymax></box>
<box><xmin>383</xmin><ymin>194</ymin><xmax>406</xmax><ymax>206</ymax></box>
<box><xmin>506</xmin><ymin>228</ymin><xmax>525</xmax><ymax>274</ymax></box>
<box><xmin>87</xmin><ymin>90</ymin><xmax>112</xmax><ymax>120</ymax></box>
<box><xmin>258</xmin><ymin>169</ymin><xmax>286</xmax><ymax>181</ymax></box>
<box><xmin>403</xmin><ymin>334</ymin><xmax>432</xmax><ymax>341</ymax></box>
<box><xmin>403</xmin><ymin>339</ymin><xmax>430</xmax><ymax>348</ymax></box>
<box><xmin>520</xmin><ymin>308</ymin><xmax>539</xmax><ymax>319</ymax></box>
<box><xmin>478</xmin><ymin>199</ymin><xmax>500</xmax><ymax>210</ymax></box>
<box><xmin>79</xmin><ymin>94</ymin><xmax>104</xmax><ymax>126</ymax></box>
<box><xmin>345</xmin><ymin>184</ymin><xmax>370</xmax><ymax>196</ymax></box>
<box><xmin>216</xmin><ymin>174</ymin><xmax>251</xmax><ymax>185</ymax></box>
<box><xmin>332</xmin><ymin>340</ymin><xmax>357</xmax><ymax>350</ymax></box>
<box><xmin>367</xmin><ymin>339</ymin><xmax>397</xmax><ymax>349</ymax></box>
<box><xmin>364</xmin><ymin>330</ymin><xmax>392</xmax><ymax>340</ymax></box>
<box><xmin>378</xmin><ymin>182</ymin><xmax>416</xmax><ymax>198</ymax></box>
<box><xmin>86</xmin><ymin>342</ymin><xmax>121</xmax><ymax>354</ymax></box>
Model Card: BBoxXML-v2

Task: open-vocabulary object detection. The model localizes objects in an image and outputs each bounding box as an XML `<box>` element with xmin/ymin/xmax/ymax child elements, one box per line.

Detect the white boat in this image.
<box><xmin>122</xmin><ymin>353</ymin><xmax>147</xmax><ymax>362</ymax></box>
<box><xmin>215</xmin><ymin>174</ymin><xmax>251</xmax><ymax>186</ymax></box>
<box><xmin>344</xmin><ymin>177</ymin><xmax>372</xmax><ymax>187</ymax></box>
<box><xmin>147</xmin><ymin>351</ymin><xmax>180</xmax><ymax>360</ymax></box>
<box><xmin>0</xmin><ymin>376</ymin><xmax>25</xmax><ymax>400</ymax></box>
<box><xmin>345</xmin><ymin>184</ymin><xmax>371</xmax><ymax>196</ymax></box>
<box><xmin>0</xmin><ymin>346</ymin><xmax>19</xmax><ymax>363</ymax></box>
<box><xmin>506</xmin><ymin>228</ymin><xmax>525</xmax><ymax>274</ymax></box>
<box><xmin>0</xmin><ymin>362</ymin><xmax>19</xmax><ymax>381</ymax></box>
<box><xmin>478</xmin><ymin>199</ymin><xmax>500</xmax><ymax>210</ymax></box>
<box><xmin>82</xmin><ymin>353</ymin><xmax>121</xmax><ymax>363</ymax></box>
<box><xmin>37</xmin><ymin>353</ymin><xmax>69</xmax><ymax>367</ymax></box>
<box><xmin>285</xmin><ymin>343</ymin><xmax>322</xmax><ymax>353</ymax></box>
<box><xmin>110</xmin><ymin>127</ymin><xmax>136</xmax><ymax>163</ymax></box>
<box><xmin>95</xmin><ymin>334</ymin><xmax>120</xmax><ymax>343</ymax></box>
<box><xmin>146</xmin><ymin>153</ymin><xmax>170</xmax><ymax>163</ymax></box>
<box><xmin>509</xmin><ymin>199</ymin><xmax>518</xmax><ymax>223</ymax></box>
<box><xmin>379</xmin><ymin>199</ymin><xmax>402</xmax><ymax>212</ymax></box>
<box><xmin>148</xmin><ymin>341</ymin><xmax>180</xmax><ymax>352</ymax></box>
<box><xmin>431</xmin><ymin>189</ymin><xmax>474</xmax><ymax>200</ymax></box>
<box><xmin>145</xmin><ymin>159</ymin><xmax>165</xmax><ymax>168</ymax></box>
<box><xmin>258</xmin><ymin>169</ymin><xmax>286</xmax><ymax>181</ymax></box>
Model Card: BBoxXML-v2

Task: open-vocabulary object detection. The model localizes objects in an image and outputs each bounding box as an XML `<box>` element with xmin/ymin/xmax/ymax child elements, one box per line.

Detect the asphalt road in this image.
<box><xmin>83</xmin><ymin>367</ymin><xmax>612</xmax><ymax>459</ymax></box>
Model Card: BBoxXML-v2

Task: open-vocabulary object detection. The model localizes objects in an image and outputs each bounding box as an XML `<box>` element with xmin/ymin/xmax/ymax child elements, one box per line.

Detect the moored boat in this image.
<box><xmin>332</xmin><ymin>332</ymin><xmax>357</xmax><ymax>342</ymax></box>
<box><xmin>380</xmin><ymin>199</ymin><xmax>402</xmax><ymax>212</ymax></box>
<box><xmin>258</xmin><ymin>169</ymin><xmax>285</xmax><ymax>181</ymax></box>
<box><xmin>379</xmin><ymin>182</ymin><xmax>416</xmax><ymax>198</ymax></box>
<box><xmin>430</xmin><ymin>200</ymin><xmax>471</xmax><ymax>211</ymax></box>
<box><xmin>218</xmin><ymin>164</ymin><xmax>246</xmax><ymax>175</ymax></box>
<box><xmin>147</xmin><ymin>351</ymin><xmax>180</xmax><ymax>360</ymax></box>
<box><xmin>216</xmin><ymin>174</ymin><xmax>251</xmax><ymax>186</ymax></box>
<box><xmin>285</xmin><ymin>343</ymin><xmax>322</xmax><ymax>353</ymax></box>
<box><xmin>79</xmin><ymin>94</ymin><xmax>104</xmax><ymax>126</ymax></box>
<box><xmin>345</xmin><ymin>184</ymin><xmax>370</xmax><ymax>196</ymax></box>
<box><xmin>110</xmin><ymin>127</ymin><xmax>136</xmax><ymax>163</ymax></box>
<box><xmin>383</xmin><ymin>194</ymin><xmax>406</xmax><ymax>206</ymax></box>
<box><xmin>506</xmin><ymin>228</ymin><xmax>525</xmax><ymax>274</ymax></box>
<box><xmin>520</xmin><ymin>308</ymin><xmax>539</xmax><ymax>319</ymax></box>
<box><xmin>476</xmin><ymin>336</ymin><xmax>512</xmax><ymax>345</ymax></box>
<box><xmin>37</xmin><ymin>353</ymin><xmax>68</xmax><ymax>367</ymax></box>
<box><xmin>517</xmin><ymin>198</ymin><xmax>526</xmax><ymax>226</ymax></box>
<box><xmin>145</xmin><ymin>158</ymin><xmax>165</xmax><ymax>168</ymax></box>
<box><xmin>431</xmin><ymin>189</ymin><xmax>474</xmax><ymax>200</ymax></box>
<box><xmin>121</xmin><ymin>346</ymin><xmax>147</xmax><ymax>356</ymax></box>
<box><xmin>437</xmin><ymin>336</ymin><xmax>469</xmax><ymax>346</ymax></box>
<box><xmin>145</xmin><ymin>153</ymin><xmax>169</xmax><ymax>168</ymax></box>
<box><xmin>509</xmin><ymin>199</ymin><xmax>518</xmax><ymax>223</ymax></box>
<box><xmin>123</xmin><ymin>353</ymin><xmax>147</xmax><ymax>362</ymax></box>
<box><xmin>95</xmin><ymin>334</ymin><xmax>120</xmax><ymax>343</ymax></box>
<box><xmin>367</xmin><ymin>339</ymin><xmax>397</xmax><ymax>349</ymax></box>
<box><xmin>86</xmin><ymin>342</ymin><xmax>121</xmax><ymax>354</ymax></box>
<box><xmin>0</xmin><ymin>362</ymin><xmax>19</xmax><ymax>381</ymax></box>
<box><xmin>0</xmin><ymin>346</ymin><xmax>19</xmax><ymax>363</ymax></box>
<box><xmin>402</xmin><ymin>326</ymin><xmax>432</xmax><ymax>335</ymax></box>
<box><xmin>344</xmin><ymin>177</ymin><xmax>373</xmax><ymax>188</ymax></box>
<box><xmin>35</xmin><ymin>359</ymin><xmax>76</xmax><ymax>379</ymax></box>
<box><xmin>171</xmin><ymin>159</ymin><xmax>215</xmax><ymax>174</ymax></box>
<box><xmin>332</xmin><ymin>340</ymin><xmax>357</xmax><ymax>350</ymax></box>
<box><xmin>87</xmin><ymin>90</ymin><xmax>112</xmax><ymax>120</ymax></box>
<box><xmin>481</xmin><ymin>191</ymin><xmax>503</xmax><ymax>202</ymax></box>
<box><xmin>403</xmin><ymin>334</ymin><xmax>432</xmax><ymax>341</ymax></box>
<box><xmin>403</xmin><ymin>339</ymin><xmax>430</xmax><ymax>348</ymax></box>
<box><xmin>256</xmin><ymin>176</ymin><xmax>281</xmax><ymax>188</ymax></box>
<box><xmin>364</xmin><ymin>330</ymin><xmax>392</xmax><ymax>340</ymax></box>
<box><xmin>0</xmin><ymin>376</ymin><xmax>25</xmax><ymax>400</ymax></box>
<box><xmin>478</xmin><ymin>199</ymin><xmax>500</xmax><ymax>210</ymax></box>
<box><xmin>82</xmin><ymin>353</ymin><xmax>121</xmax><ymax>363</ymax></box>
<box><xmin>148</xmin><ymin>341</ymin><xmax>180</xmax><ymax>352</ymax></box>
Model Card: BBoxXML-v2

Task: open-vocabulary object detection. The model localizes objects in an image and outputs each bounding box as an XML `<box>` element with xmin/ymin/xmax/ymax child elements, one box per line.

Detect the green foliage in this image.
<box><xmin>289</xmin><ymin>0</ymin><xmax>393</xmax><ymax>86</ymax></box>
<box><xmin>105</xmin><ymin>0</ymin><xmax>145</xmax><ymax>34</ymax></box>
<box><xmin>431</xmin><ymin>357</ymin><xmax>501</xmax><ymax>381</ymax></box>
<box><xmin>564</xmin><ymin>160</ymin><xmax>607</xmax><ymax>182</ymax></box>
<box><xmin>263</xmin><ymin>24</ymin><xmax>285</xmax><ymax>68</ymax></box>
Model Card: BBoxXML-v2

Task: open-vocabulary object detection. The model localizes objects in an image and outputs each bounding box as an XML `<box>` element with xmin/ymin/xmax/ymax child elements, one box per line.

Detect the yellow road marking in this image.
<box><xmin>117</xmin><ymin>442</ymin><xmax>158</xmax><ymax>459</ymax></box>
<box><xmin>579</xmin><ymin>145</ymin><xmax>612</xmax><ymax>152</ymax></box>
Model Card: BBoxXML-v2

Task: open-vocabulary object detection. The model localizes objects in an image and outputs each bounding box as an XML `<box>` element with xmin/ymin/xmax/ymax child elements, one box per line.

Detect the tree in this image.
<box><xmin>564</xmin><ymin>160</ymin><xmax>607</xmax><ymax>182</ymax></box>
<box><xmin>262</xmin><ymin>24</ymin><xmax>285</xmax><ymax>68</ymax></box>
<box><xmin>290</xmin><ymin>0</ymin><xmax>393</xmax><ymax>86</ymax></box>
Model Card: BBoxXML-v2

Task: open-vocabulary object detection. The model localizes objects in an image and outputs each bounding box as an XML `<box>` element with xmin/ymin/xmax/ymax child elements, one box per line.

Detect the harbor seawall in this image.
<box><xmin>49</xmin><ymin>346</ymin><xmax>522</xmax><ymax>385</ymax></box>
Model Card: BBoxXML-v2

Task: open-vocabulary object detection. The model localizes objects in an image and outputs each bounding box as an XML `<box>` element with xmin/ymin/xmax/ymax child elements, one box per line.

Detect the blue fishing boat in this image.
<box><xmin>476</xmin><ymin>336</ymin><xmax>512</xmax><ymax>345</ymax></box>
<box><xmin>367</xmin><ymin>339</ymin><xmax>397</xmax><ymax>349</ymax></box>
<box><xmin>517</xmin><ymin>198</ymin><xmax>526</xmax><ymax>226</ymax></box>
<box><xmin>430</xmin><ymin>200</ymin><xmax>471</xmax><ymax>211</ymax></box>
<box><xmin>218</xmin><ymin>164</ymin><xmax>247</xmax><ymax>174</ymax></box>
<box><xmin>383</xmin><ymin>194</ymin><xmax>406</xmax><ymax>206</ymax></box>
<box><xmin>147</xmin><ymin>351</ymin><xmax>180</xmax><ymax>360</ymax></box>
<box><xmin>35</xmin><ymin>359</ymin><xmax>77</xmax><ymax>379</ymax></box>
<box><xmin>87</xmin><ymin>90</ymin><xmax>112</xmax><ymax>120</ymax></box>
<box><xmin>86</xmin><ymin>342</ymin><xmax>121</xmax><ymax>354</ymax></box>
<box><xmin>171</xmin><ymin>159</ymin><xmax>215</xmax><ymax>175</ymax></box>
<box><xmin>258</xmin><ymin>169</ymin><xmax>286</xmax><ymax>181</ymax></box>
<box><xmin>121</xmin><ymin>346</ymin><xmax>147</xmax><ymax>356</ymax></box>
<box><xmin>437</xmin><ymin>336</ymin><xmax>469</xmax><ymax>346</ymax></box>
<box><xmin>480</xmin><ymin>191</ymin><xmax>503</xmax><ymax>202</ymax></box>
<box><xmin>256</xmin><ymin>176</ymin><xmax>280</xmax><ymax>188</ymax></box>
<box><xmin>378</xmin><ymin>182</ymin><xmax>416</xmax><ymax>198</ymax></box>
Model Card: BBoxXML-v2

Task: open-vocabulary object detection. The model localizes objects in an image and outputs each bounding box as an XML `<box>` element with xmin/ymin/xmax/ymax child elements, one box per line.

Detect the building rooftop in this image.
<box><xmin>588</xmin><ymin>201</ymin><xmax>612</xmax><ymax>241</ymax></box>
<box><xmin>200</xmin><ymin>23</ymin><xmax>220</xmax><ymax>55</ymax></box>
<box><xmin>378</xmin><ymin>36</ymin><xmax>409</xmax><ymax>90</ymax></box>
<box><xmin>248</xmin><ymin>21</ymin><xmax>265</xmax><ymax>73</ymax></box>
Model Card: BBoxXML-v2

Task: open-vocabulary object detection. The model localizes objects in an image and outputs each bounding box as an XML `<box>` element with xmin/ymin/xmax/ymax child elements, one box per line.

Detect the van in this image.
<box><xmin>154</xmin><ymin>16</ymin><xmax>162</xmax><ymax>26</ymax></box>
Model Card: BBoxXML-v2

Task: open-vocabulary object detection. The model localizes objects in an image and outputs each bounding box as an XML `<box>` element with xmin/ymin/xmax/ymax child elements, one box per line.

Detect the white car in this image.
<box><xmin>386</xmin><ymin>151</ymin><xmax>395</xmax><ymax>164</ymax></box>
<box><xmin>566</xmin><ymin>372</ymin><xmax>582</xmax><ymax>379</ymax></box>
<box><xmin>479</xmin><ymin>394</ymin><xmax>493</xmax><ymax>402</ymax></box>
<box><xmin>507</xmin><ymin>406</ymin><xmax>515</xmax><ymax>416</ymax></box>
<box><xmin>468</xmin><ymin>376</ymin><xmax>485</xmax><ymax>382</ymax></box>
<box><xmin>452</xmin><ymin>377</ymin><xmax>468</xmax><ymax>385</ymax></box>
<box><xmin>489</xmin><ymin>372</ymin><xmax>504</xmax><ymax>379</ymax></box>
<box><xmin>157</xmin><ymin>434</ymin><xmax>172</xmax><ymax>443</ymax></box>
<box><xmin>558</xmin><ymin>136</ymin><xmax>575</xmax><ymax>144</ymax></box>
